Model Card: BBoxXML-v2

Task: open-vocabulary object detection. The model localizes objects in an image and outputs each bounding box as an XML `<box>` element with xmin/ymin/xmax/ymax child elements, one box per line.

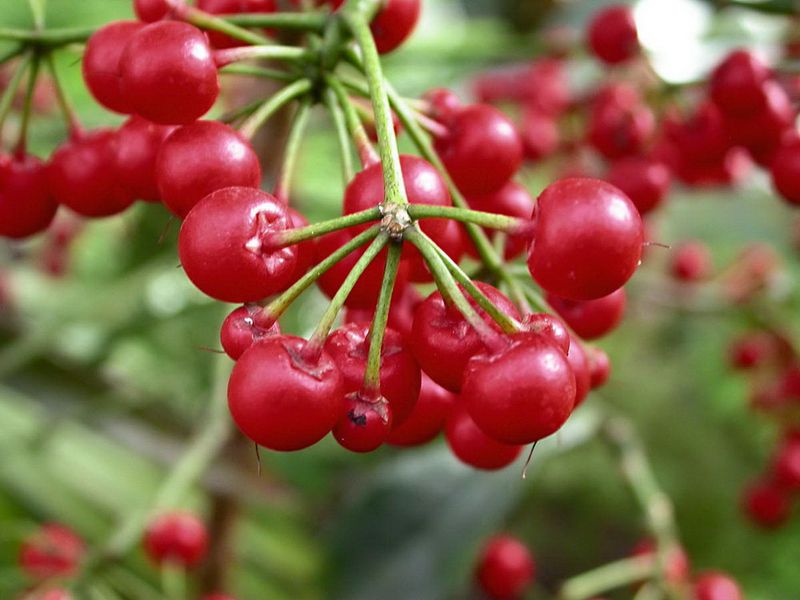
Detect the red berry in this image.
<box><xmin>606</xmin><ymin>157</ymin><xmax>671</xmax><ymax>215</ymax></box>
<box><xmin>219</xmin><ymin>305</ymin><xmax>280</xmax><ymax>360</ymax></box>
<box><xmin>134</xmin><ymin>0</ymin><xmax>171</xmax><ymax>22</ymax></box>
<box><xmin>773</xmin><ymin>436</ymin><xmax>800</xmax><ymax>489</ymax></box>
<box><xmin>344</xmin><ymin>285</ymin><xmax>423</xmax><ymax>340</ymax></box>
<box><xmin>178</xmin><ymin>187</ymin><xmax>297</xmax><ymax>302</ymax></box>
<box><xmin>671</xmin><ymin>241</ymin><xmax>713</xmax><ymax>282</ymax></box>
<box><xmin>724</xmin><ymin>81</ymin><xmax>794</xmax><ymax>164</ymax></box>
<box><xmin>333</xmin><ymin>392</ymin><xmax>392</xmax><ymax>452</ymax></box>
<box><xmin>324</xmin><ymin>323</ymin><xmax>421</xmax><ymax>427</ymax></box>
<box><xmin>463</xmin><ymin>333</ymin><xmax>576</xmax><ymax>445</ymax></box>
<box><xmin>728</xmin><ymin>332</ymin><xmax>776</xmax><ymax>370</ymax></box>
<box><xmin>546</xmin><ymin>289</ymin><xmax>626</xmax><ymax>340</ymax></box>
<box><xmin>567</xmin><ymin>336</ymin><xmax>591</xmax><ymax>407</ymax></box>
<box><xmin>82</xmin><ymin>21</ymin><xmax>144</xmax><ymax>114</ymax></box>
<box><xmin>156</xmin><ymin>121</ymin><xmax>261</xmax><ymax>218</ymax></box>
<box><xmin>410</xmin><ymin>282</ymin><xmax>521</xmax><ymax>392</ymax></box>
<box><xmin>665</xmin><ymin>102</ymin><xmax>732</xmax><ymax>165</ymax></box>
<box><xmin>475</xmin><ymin>535</ymin><xmax>535</xmax><ymax>600</ymax></box>
<box><xmin>466</xmin><ymin>181</ymin><xmax>534</xmax><ymax>260</ymax></box>
<box><xmin>445</xmin><ymin>406</ymin><xmax>522</xmax><ymax>470</ymax></box>
<box><xmin>520</xmin><ymin>109</ymin><xmax>560</xmax><ymax>161</ymax></box>
<box><xmin>19</xmin><ymin>524</ymin><xmax>84</xmax><ymax>580</ymax></box>
<box><xmin>693</xmin><ymin>571</ymin><xmax>743</xmax><ymax>600</ymax></box>
<box><xmin>710</xmin><ymin>50</ymin><xmax>771</xmax><ymax>116</ymax></box>
<box><xmin>423</xmin><ymin>88</ymin><xmax>462</xmax><ymax>122</ymax></box>
<box><xmin>371</xmin><ymin>0</ymin><xmax>421</xmax><ymax>54</ymax></box>
<box><xmin>286</xmin><ymin>207</ymin><xmax>315</xmax><ymax>284</ymax></box>
<box><xmin>528</xmin><ymin>177</ymin><xmax>643</xmax><ymax>301</ymax></box>
<box><xmin>770</xmin><ymin>136</ymin><xmax>800</xmax><ymax>205</ymax></box>
<box><xmin>631</xmin><ymin>539</ymin><xmax>690</xmax><ymax>583</ymax></box>
<box><xmin>589</xmin><ymin>347</ymin><xmax>611</xmax><ymax>388</ymax></box>
<box><xmin>143</xmin><ymin>512</ymin><xmax>208</xmax><ymax>567</ymax></box>
<box><xmin>522</xmin><ymin>313</ymin><xmax>570</xmax><ymax>354</ymax></box>
<box><xmin>386</xmin><ymin>373</ymin><xmax>457</xmax><ymax>447</ymax></box>
<box><xmin>0</xmin><ymin>154</ymin><xmax>57</xmax><ymax>238</ymax></box>
<box><xmin>587</xmin><ymin>4</ymin><xmax>639</xmax><ymax>65</ymax></box>
<box><xmin>741</xmin><ymin>478</ymin><xmax>791</xmax><ymax>528</ymax></box>
<box><xmin>434</xmin><ymin>104</ymin><xmax>523</xmax><ymax>196</ymax></box>
<box><xmin>115</xmin><ymin>116</ymin><xmax>175</xmax><ymax>202</ymax></box>
<box><xmin>197</xmin><ymin>0</ymin><xmax>277</xmax><ymax>48</ymax></box>
<box><xmin>203</xmin><ymin>595</ymin><xmax>236</xmax><ymax>600</ymax></box>
<box><xmin>588</xmin><ymin>90</ymin><xmax>655</xmax><ymax>159</ymax></box>
<box><xmin>228</xmin><ymin>335</ymin><xmax>344</xmax><ymax>450</ymax></box>
<box><xmin>120</xmin><ymin>22</ymin><xmax>219</xmax><ymax>125</ymax></box>
<box><xmin>48</xmin><ymin>130</ymin><xmax>135</xmax><ymax>218</ymax></box>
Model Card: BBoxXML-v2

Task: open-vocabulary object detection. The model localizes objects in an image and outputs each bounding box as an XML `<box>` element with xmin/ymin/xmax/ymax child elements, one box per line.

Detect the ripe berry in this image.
<box><xmin>770</xmin><ymin>137</ymin><xmax>800</xmax><ymax>205</ymax></box>
<box><xmin>475</xmin><ymin>535</ymin><xmax>535</xmax><ymax>600</ymax></box>
<box><xmin>741</xmin><ymin>479</ymin><xmax>791</xmax><ymax>528</ymax></box>
<box><xmin>178</xmin><ymin>187</ymin><xmax>297</xmax><ymax>302</ymax></box>
<box><xmin>546</xmin><ymin>289</ymin><xmax>626</xmax><ymax>340</ymax></box>
<box><xmin>156</xmin><ymin>121</ymin><xmax>261</xmax><ymax>218</ymax></box>
<box><xmin>387</xmin><ymin>373</ymin><xmax>457</xmax><ymax>447</ymax></box>
<box><xmin>710</xmin><ymin>50</ymin><xmax>770</xmax><ymax>116</ymax></box>
<box><xmin>606</xmin><ymin>157</ymin><xmax>671</xmax><ymax>215</ymax></box>
<box><xmin>588</xmin><ymin>92</ymin><xmax>655</xmax><ymax>159</ymax></box>
<box><xmin>344</xmin><ymin>285</ymin><xmax>423</xmax><ymax>340</ymax></box>
<box><xmin>324</xmin><ymin>323</ymin><xmax>421</xmax><ymax>426</ymax></box>
<box><xmin>522</xmin><ymin>313</ymin><xmax>570</xmax><ymax>354</ymax></box>
<box><xmin>773</xmin><ymin>436</ymin><xmax>800</xmax><ymax>488</ymax></box>
<box><xmin>528</xmin><ymin>178</ymin><xmax>643</xmax><ymax>301</ymax></box>
<box><xmin>463</xmin><ymin>334</ymin><xmax>576</xmax><ymax>444</ymax></box>
<box><xmin>115</xmin><ymin>116</ymin><xmax>174</xmax><ymax>202</ymax></box>
<box><xmin>197</xmin><ymin>0</ymin><xmax>277</xmax><ymax>48</ymax></box>
<box><xmin>410</xmin><ymin>282</ymin><xmax>521</xmax><ymax>392</ymax></box>
<box><xmin>466</xmin><ymin>181</ymin><xmax>534</xmax><ymax>260</ymax></box>
<box><xmin>371</xmin><ymin>0</ymin><xmax>421</xmax><ymax>54</ymax></box>
<box><xmin>664</xmin><ymin>102</ymin><xmax>732</xmax><ymax>165</ymax></box>
<box><xmin>728</xmin><ymin>332</ymin><xmax>776</xmax><ymax>370</ymax></box>
<box><xmin>567</xmin><ymin>336</ymin><xmax>591</xmax><ymax>407</ymax></box>
<box><xmin>587</xmin><ymin>4</ymin><xmax>639</xmax><ymax>65</ymax></box>
<box><xmin>631</xmin><ymin>539</ymin><xmax>690</xmax><ymax>583</ymax></box>
<box><xmin>445</xmin><ymin>406</ymin><xmax>522</xmax><ymax>470</ymax></box>
<box><xmin>227</xmin><ymin>335</ymin><xmax>344</xmax><ymax>450</ymax></box>
<box><xmin>434</xmin><ymin>104</ymin><xmax>523</xmax><ymax>196</ymax></box>
<box><xmin>693</xmin><ymin>571</ymin><xmax>743</xmax><ymax>600</ymax></box>
<box><xmin>286</xmin><ymin>208</ymin><xmax>315</xmax><ymax>284</ymax></box>
<box><xmin>589</xmin><ymin>348</ymin><xmax>611</xmax><ymax>388</ymax></box>
<box><xmin>82</xmin><ymin>21</ymin><xmax>144</xmax><ymax>114</ymax></box>
<box><xmin>0</xmin><ymin>154</ymin><xmax>57</xmax><ymax>238</ymax></box>
<box><xmin>333</xmin><ymin>392</ymin><xmax>392</xmax><ymax>452</ymax></box>
<box><xmin>19</xmin><ymin>524</ymin><xmax>84</xmax><ymax>580</ymax></box>
<box><xmin>120</xmin><ymin>22</ymin><xmax>219</xmax><ymax>124</ymax></box>
<box><xmin>423</xmin><ymin>87</ymin><xmax>462</xmax><ymax>122</ymax></box>
<box><xmin>724</xmin><ymin>81</ymin><xmax>793</xmax><ymax>164</ymax></box>
<box><xmin>143</xmin><ymin>512</ymin><xmax>208</xmax><ymax>567</ymax></box>
<box><xmin>48</xmin><ymin>130</ymin><xmax>135</xmax><ymax>218</ymax></box>
<box><xmin>219</xmin><ymin>305</ymin><xmax>280</xmax><ymax>360</ymax></box>
<box><xmin>134</xmin><ymin>0</ymin><xmax>170</xmax><ymax>22</ymax></box>
<box><xmin>671</xmin><ymin>241</ymin><xmax>713</xmax><ymax>282</ymax></box>
<box><xmin>520</xmin><ymin>109</ymin><xmax>560</xmax><ymax>161</ymax></box>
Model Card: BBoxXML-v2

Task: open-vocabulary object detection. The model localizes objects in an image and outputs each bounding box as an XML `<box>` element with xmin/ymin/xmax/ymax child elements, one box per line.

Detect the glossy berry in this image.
<box><xmin>423</xmin><ymin>87</ymin><xmax>462</xmax><ymax>122</ymax></box>
<box><xmin>115</xmin><ymin>116</ymin><xmax>174</xmax><ymax>202</ymax></box>
<box><xmin>48</xmin><ymin>130</ymin><xmax>135</xmax><ymax>218</ymax></box>
<box><xmin>333</xmin><ymin>392</ymin><xmax>392</xmax><ymax>452</ymax></box>
<box><xmin>434</xmin><ymin>104</ymin><xmax>523</xmax><ymax>196</ymax></box>
<box><xmin>475</xmin><ymin>535</ymin><xmax>535</xmax><ymax>600</ymax></box>
<box><xmin>547</xmin><ymin>289</ymin><xmax>626</xmax><ymax>340</ymax></box>
<box><xmin>773</xmin><ymin>436</ymin><xmax>800</xmax><ymax>489</ymax></box>
<box><xmin>589</xmin><ymin>348</ymin><xmax>611</xmax><ymax>388</ymax></box>
<box><xmin>710</xmin><ymin>50</ymin><xmax>770</xmax><ymax>116</ymax></box>
<box><xmin>606</xmin><ymin>157</ymin><xmax>671</xmax><ymax>215</ymax></box>
<box><xmin>156</xmin><ymin>120</ymin><xmax>261</xmax><ymax>218</ymax></box>
<box><xmin>770</xmin><ymin>137</ymin><xmax>800</xmax><ymax>205</ymax></box>
<box><xmin>387</xmin><ymin>372</ymin><xmax>456</xmax><ymax>447</ymax></box>
<box><xmin>693</xmin><ymin>571</ymin><xmax>743</xmax><ymax>600</ymax></box>
<box><xmin>219</xmin><ymin>305</ymin><xmax>280</xmax><ymax>360</ymax></box>
<box><xmin>120</xmin><ymin>22</ymin><xmax>219</xmax><ymax>124</ymax></box>
<box><xmin>671</xmin><ymin>241</ymin><xmax>713</xmax><ymax>282</ymax></box>
<box><xmin>227</xmin><ymin>335</ymin><xmax>344</xmax><ymax>450</ymax></box>
<box><xmin>324</xmin><ymin>323</ymin><xmax>421</xmax><ymax>426</ymax></box>
<box><xmin>528</xmin><ymin>178</ymin><xmax>643</xmax><ymax>301</ymax></box>
<box><xmin>178</xmin><ymin>187</ymin><xmax>297</xmax><ymax>302</ymax></box>
<box><xmin>724</xmin><ymin>81</ymin><xmax>793</xmax><ymax>164</ymax></box>
<box><xmin>198</xmin><ymin>0</ymin><xmax>277</xmax><ymax>48</ymax></box>
<box><xmin>587</xmin><ymin>4</ymin><xmax>639</xmax><ymax>65</ymax></box>
<box><xmin>82</xmin><ymin>21</ymin><xmax>144</xmax><ymax>114</ymax></box>
<box><xmin>371</xmin><ymin>0</ymin><xmax>421</xmax><ymax>54</ymax></box>
<box><xmin>410</xmin><ymin>282</ymin><xmax>521</xmax><ymax>392</ymax></box>
<box><xmin>445</xmin><ymin>406</ymin><xmax>522</xmax><ymax>470</ymax></box>
<box><xmin>466</xmin><ymin>181</ymin><xmax>534</xmax><ymax>259</ymax></box>
<box><xmin>588</xmin><ymin>93</ymin><xmax>655</xmax><ymax>160</ymax></box>
<box><xmin>567</xmin><ymin>336</ymin><xmax>591</xmax><ymax>407</ymax></box>
<box><xmin>134</xmin><ymin>0</ymin><xmax>170</xmax><ymax>22</ymax></box>
<box><xmin>741</xmin><ymin>479</ymin><xmax>791</xmax><ymax>528</ymax></box>
<box><xmin>19</xmin><ymin>524</ymin><xmax>84</xmax><ymax>580</ymax></box>
<box><xmin>463</xmin><ymin>333</ymin><xmax>576</xmax><ymax>444</ymax></box>
<box><xmin>522</xmin><ymin>313</ymin><xmax>570</xmax><ymax>354</ymax></box>
<box><xmin>520</xmin><ymin>109</ymin><xmax>560</xmax><ymax>161</ymax></box>
<box><xmin>0</xmin><ymin>154</ymin><xmax>57</xmax><ymax>239</ymax></box>
<box><xmin>143</xmin><ymin>512</ymin><xmax>208</xmax><ymax>567</ymax></box>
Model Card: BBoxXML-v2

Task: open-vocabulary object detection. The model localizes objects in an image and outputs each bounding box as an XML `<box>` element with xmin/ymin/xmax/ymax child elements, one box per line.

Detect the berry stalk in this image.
<box><xmin>45</xmin><ymin>51</ymin><xmax>82</xmax><ymax>137</ymax></box>
<box><xmin>225</xmin><ymin>11</ymin><xmax>328</xmax><ymax>31</ymax></box>
<box><xmin>214</xmin><ymin>45</ymin><xmax>313</xmax><ymax>68</ymax></box>
<box><xmin>324</xmin><ymin>86</ymin><xmax>356</xmax><ymax>181</ymax></box>
<box><xmin>0</xmin><ymin>26</ymin><xmax>95</xmax><ymax>46</ymax></box>
<box><xmin>559</xmin><ymin>555</ymin><xmax>656</xmax><ymax>600</ymax></box>
<box><xmin>238</xmin><ymin>78</ymin><xmax>312</xmax><ymax>139</ymax></box>
<box><xmin>274</xmin><ymin>96</ymin><xmax>313</xmax><ymax>204</ymax></box>
<box><xmin>176</xmin><ymin>4</ymin><xmax>271</xmax><ymax>46</ymax></box>
<box><xmin>219</xmin><ymin>64</ymin><xmax>297</xmax><ymax>83</ymax></box>
<box><xmin>14</xmin><ymin>50</ymin><xmax>41</xmax><ymax>157</ymax></box>
<box><xmin>266</xmin><ymin>206</ymin><xmax>382</xmax><ymax>247</ymax></box>
<box><xmin>406</xmin><ymin>204</ymin><xmax>524</xmax><ymax>231</ymax></box>
<box><xmin>0</xmin><ymin>52</ymin><xmax>33</xmax><ymax>135</ymax></box>
<box><xmin>325</xmin><ymin>74</ymin><xmax>379</xmax><ymax>166</ymax></box>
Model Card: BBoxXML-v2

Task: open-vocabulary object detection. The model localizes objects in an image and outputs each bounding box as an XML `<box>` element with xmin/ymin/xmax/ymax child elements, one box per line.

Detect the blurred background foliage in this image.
<box><xmin>1</xmin><ymin>0</ymin><xmax>799</xmax><ymax>598</ymax></box>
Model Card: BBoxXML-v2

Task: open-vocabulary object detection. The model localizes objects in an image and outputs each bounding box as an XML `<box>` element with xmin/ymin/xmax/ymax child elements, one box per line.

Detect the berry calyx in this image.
<box><xmin>445</xmin><ymin>406</ymin><xmax>522</xmax><ymax>470</ymax></box>
<box><xmin>143</xmin><ymin>512</ymin><xmax>209</xmax><ymax>567</ymax></box>
<box><xmin>332</xmin><ymin>391</ymin><xmax>392</xmax><ymax>452</ymax></box>
<box><xmin>475</xmin><ymin>535</ymin><xmax>536</xmax><ymax>600</ymax></box>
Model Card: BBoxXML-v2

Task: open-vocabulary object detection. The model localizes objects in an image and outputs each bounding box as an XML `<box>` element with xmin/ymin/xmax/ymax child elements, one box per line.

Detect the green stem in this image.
<box><xmin>559</xmin><ymin>556</ymin><xmax>655</xmax><ymax>600</ymax></box>
<box><xmin>363</xmin><ymin>242</ymin><xmax>402</xmax><ymax>392</ymax></box>
<box><xmin>0</xmin><ymin>52</ymin><xmax>32</xmax><ymax>135</ymax></box>
<box><xmin>325</xmin><ymin>74</ymin><xmax>378</xmax><ymax>166</ymax></box>
<box><xmin>0</xmin><ymin>26</ymin><xmax>95</xmax><ymax>46</ymax></box>
<box><xmin>45</xmin><ymin>50</ymin><xmax>81</xmax><ymax>136</ymax></box>
<box><xmin>257</xmin><ymin>225</ymin><xmax>380</xmax><ymax>323</ymax></box>
<box><xmin>225</xmin><ymin>11</ymin><xmax>327</xmax><ymax>30</ymax></box>
<box><xmin>214</xmin><ymin>45</ymin><xmax>312</xmax><ymax>67</ymax></box>
<box><xmin>27</xmin><ymin>0</ymin><xmax>46</xmax><ymax>30</ymax></box>
<box><xmin>238</xmin><ymin>78</ymin><xmax>312</xmax><ymax>139</ymax></box>
<box><xmin>15</xmin><ymin>50</ymin><xmax>40</xmax><ymax>157</ymax></box>
<box><xmin>407</xmin><ymin>204</ymin><xmax>522</xmax><ymax>231</ymax></box>
<box><xmin>341</xmin><ymin>5</ymin><xmax>407</xmax><ymax>205</ymax></box>
<box><xmin>274</xmin><ymin>97</ymin><xmax>312</xmax><ymax>204</ymax></box>
<box><xmin>180</xmin><ymin>4</ymin><xmax>271</xmax><ymax>45</ymax></box>
<box><xmin>219</xmin><ymin>63</ymin><xmax>297</xmax><ymax>82</ymax></box>
<box><xmin>323</xmin><ymin>86</ymin><xmax>356</xmax><ymax>182</ymax></box>
<box><xmin>161</xmin><ymin>565</ymin><xmax>186</xmax><ymax>600</ymax></box>
<box><xmin>219</xmin><ymin>97</ymin><xmax>264</xmax><ymax>125</ymax></box>
<box><xmin>267</xmin><ymin>207</ymin><xmax>381</xmax><ymax>246</ymax></box>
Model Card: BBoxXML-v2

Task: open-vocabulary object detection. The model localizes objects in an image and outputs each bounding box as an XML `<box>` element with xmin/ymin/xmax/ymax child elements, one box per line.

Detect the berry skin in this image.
<box><xmin>522</xmin><ymin>313</ymin><xmax>570</xmax><ymax>354</ymax></box>
<box><xmin>773</xmin><ymin>436</ymin><xmax>800</xmax><ymax>489</ymax></box>
<box><xmin>344</xmin><ymin>285</ymin><xmax>423</xmax><ymax>340</ymax></box>
<box><xmin>120</xmin><ymin>22</ymin><xmax>219</xmax><ymax>125</ymax></box>
<box><xmin>466</xmin><ymin>181</ymin><xmax>534</xmax><ymax>260</ymax></box>
<box><xmin>546</xmin><ymin>289</ymin><xmax>626</xmax><ymax>340</ymax></box>
<box><xmin>19</xmin><ymin>524</ymin><xmax>84</xmax><ymax>580</ymax></box>
<box><xmin>197</xmin><ymin>0</ymin><xmax>277</xmax><ymax>48</ymax></box>
<box><xmin>423</xmin><ymin>87</ymin><xmax>462</xmax><ymax>122</ymax></box>
<box><xmin>693</xmin><ymin>571</ymin><xmax>743</xmax><ymax>600</ymax></box>
<box><xmin>587</xmin><ymin>4</ymin><xmax>639</xmax><ymax>65</ymax></box>
<box><xmin>671</xmin><ymin>241</ymin><xmax>713</xmax><ymax>282</ymax></box>
<box><xmin>324</xmin><ymin>323</ymin><xmax>421</xmax><ymax>427</ymax></box>
<box><xmin>710</xmin><ymin>50</ymin><xmax>770</xmax><ymax>116</ymax></box>
<box><xmin>566</xmin><ymin>336</ymin><xmax>591</xmax><ymax>407</ymax></box>
<box><xmin>475</xmin><ymin>535</ymin><xmax>535</xmax><ymax>600</ymax></box>
<box><xmin>463</xmin><ymin>334</ymin><xmax>576</xmax><ymax>445</ymax></box>
<box><xmin>82</xmin><ymin>21</ymin><xmax>144</xmax><ymax>114</ymax></box>
<box><xmin>178</xmin><ymin>187</ymin><xmax>298</xmax><ymax>303</ymax></box>
<box><xmin>588</xmin><ymin>92</ymin><xmax>655</xmax><ymax>160</ymax></box>
<box><xmin>606</xmin><ymin>157</ymin><xmax>671</xmax><ymax>215</ymax></box>
<box><xmin>770</xmin><ymin>137</ymin><xmax>800</xmax><ymax>205</ymax></box>
<box><xmin>520</xmin><ymin>109</ymin><xmax>560</xmax><ymax>162</ymax></box>
<box><xmin>156</xmin><ymin>121</ymin><xmax>262</xmax><ymax>218</ymax></box>
<box><xmin>410</xmin><ymin>282</ymin><xmax>521</xmax><ymax>392</ymax></box>
<box><xmin>48</xmin><ymin>130</ymin><xmax>136</xmax><ymax>218</ymax></box>
<box><xmin>387</xmin><ymin>373</ymin><xmax>457</xmax><ymax>447</ymax></box>
<box><xmin>445</xmin><ymin>406</ymin><xmax>522</xmax><ymax>470</ymax></box>
<box><xmin>143</xmin><ymin>512</ymin><xmax>208</xmax><ymax>567</ymax></box>
<box><xmin>371</xmin><ymin>0</ymin><xmax>421</xmax><ymax>54</ymax></box>
<box><xmin>589</xmin><ymin>347</ymin><xmax>611</xmax><ymax>389</ymax></box>
<box><xmin>741</xmin><ymin>479</ymin><xmax>791</xmax><ymax>528</ymax></box>
<box><xmin>0</xmin><ymin>154</ymin><xmax>57</xmax><ymax>239</ymax></box>
<box><xmin>724</xmin><ymin>81</ymin><xmax>793</xmax><ymax>165</ymax></box>
<box><xmin>333</xmin><ymin>392</ymin><xmax>392</xmax><ymax>453</ymax></box>
<box><xmin>286</xmin><ymin>208</ymin><xmax>315</xmax><ymax>284</ymax></box>
<box><xmin>219</xmin><ymin>305</ymin><xmax>280</xmax><ymax>360</ymax></box>
<box><xmin>227</xmin><ymin>335</ymin><xmax>344</xmax><ymax>450</ymax></box>
<box><xmin>115</xmin><ymin>116</ymin><xmax>175</xmax><ymax>202</ymax></box>
<box><xmin>134</xmin><ymin>0</ymin><xmax>170</xmax><ymax>22</ymax></box>
<box><xmin>528</xmin><ymin>178</ymin><xmax>643</xmax><ymax>301</ymax></box>
<box><xmin>728</xmin><ymin>332</ymin><xmax>776</xmax><ymax>370</ymax></box>
<box><xmin>434</xmin><ymin>104</ymin><xmax>523</xmax><ymax>196</ymax></box>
